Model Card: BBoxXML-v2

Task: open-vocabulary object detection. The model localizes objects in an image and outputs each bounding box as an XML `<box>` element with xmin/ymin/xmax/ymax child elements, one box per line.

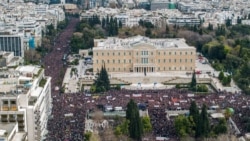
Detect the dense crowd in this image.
<box><xmin>43</xmin><ymin>18</ymin><xmax>250</xmax><ymax>141</ymax></box>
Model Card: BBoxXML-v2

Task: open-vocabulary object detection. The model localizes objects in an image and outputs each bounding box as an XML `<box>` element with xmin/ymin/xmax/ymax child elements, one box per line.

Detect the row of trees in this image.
<box><xmin>115</xmin><ymin>99</ymin><xmax>152</xmax><ymax>140</ymax></box>
<box><xmin>218</xmin><ymin>71</ymin><xmax>231</xmax><ymax>86</ymax></box>
<box><xmin>91</xmin><ymin>65</ymin><xmax>110</xmax><ymax>93</ymax></box>
<box><xmin>101</xmin><ymin>16</ymin><xmax>123</xmax><ymax>36</ymax></box>
<box><xmin>175</xmin><ymin>101</ymin><xmax>227</xmax><ymax>139</ymax></box>
<box><xmin>70</xmin><ymin>16</ymin><xmax>123</xmax><ymax>53</ymax></box>
<box><xmin>189</xmin><ymin>71</ymin><xmax>208</xmax><ymax>92</ymax></box>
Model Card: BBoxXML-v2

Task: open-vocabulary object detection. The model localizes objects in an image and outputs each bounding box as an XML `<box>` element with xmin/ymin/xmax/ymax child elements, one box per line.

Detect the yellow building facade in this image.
<box><xmin>93</xmin><ymin>36</ymin><xmax>196</xmax><ymax>73</ymax></box>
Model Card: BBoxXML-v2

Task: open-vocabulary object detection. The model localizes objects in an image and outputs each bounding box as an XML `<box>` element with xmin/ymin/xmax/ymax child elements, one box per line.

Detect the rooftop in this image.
<box><xmin>0</xmin><ymin>123</ymin><xmax>16</xmax><ymax>137</ymax></box>
<box><xmin>94</xmin><ymin>35</ymin><xmax>195</xmax><ymax>50</ymax></box>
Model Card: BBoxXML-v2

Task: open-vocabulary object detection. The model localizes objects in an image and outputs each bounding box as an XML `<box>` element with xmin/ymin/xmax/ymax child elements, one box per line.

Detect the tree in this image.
<box><xmin>102</xmin><ymin>17</ymin><xmax>106</xmax><ymax>28</ymax></box>
<box><xmin>93</xmin><ymin>64</ymin><xmax>110</xmax><ymax>93</ymax></box>
<box><xmin>145</xmin><ymin>28</ymin><xmax>152</xmax><ymax>37</ymax></box>
<box><xmin>224</xmin><ymin>108</ymin><xmax>233</xmax><ymax>120</ymax></box>
<box><xmin>119</xmin><ymin>20</ymin><xmax>123</xmax><ymax>28</ymax></box>
<box><xmin>218</xmin><ymin>71</ymin><xmax>224</xmax><ymax>81</ymax></box>
<box><xmin>126</xmin><ymin>99</ymin><xmax>143</xmax><ymax>140</ymax></box>
<box><xmin>166</xmin><ymin>24</ymin><xmax>170</xmax><ymax>34</ymax></box>
<box><xmin>200</xmin><ymin>104</ymin><xmax>210</xmax><ymax>137</ymax></box>
<box><xmin>190</xmin><ymin>71</ymin><xmax>197</xmax><ymax>90</ymax></box>
<box><xmin>174</xmin><ymin>115</ymin><xmax>193</xmax><ymax>137</ymax></box>
<box><xmin>237</xmin><ymin>16</ymin><xmax>242</xmax><ymax>24</ymax></box>
<box><xmin>207</xmin><ymin>23</ymin><xmax>213</xmax><ymax>31</ymax></box>
<box><xmin>213</xmin><ymin>118</ymin><xmax>227</xmax><ymax>134</ymax></box>
<box><xmin>226</xmin><ymin>18</ymin><xmax>232</xmax><ymax>27</ymax></box>
<box><xmin>141</xmin><ymin>116</ymin><xmax>152</xmax><ymax>133</ymax></box>
<box><xmin>189</xmin><ymin>101</ymin><xmax>199</xmax><ymax>125</ymax></box>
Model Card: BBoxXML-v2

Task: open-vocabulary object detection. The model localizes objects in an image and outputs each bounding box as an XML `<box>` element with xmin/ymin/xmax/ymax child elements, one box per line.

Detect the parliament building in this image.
<box><xmin>93</xmin><ymin>35</ymin><xmax>196</xmax><ymax>73</ymax></box>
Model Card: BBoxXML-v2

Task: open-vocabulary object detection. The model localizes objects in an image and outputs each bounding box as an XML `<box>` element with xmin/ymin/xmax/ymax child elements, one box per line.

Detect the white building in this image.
<box><xmin>0</xmin><ymin>1</ymin><xmax>65</xmax><ymax>50</ymax></box>
<box><xmin>0</xmin><ymin>65</ymin><xmax>52</xmax><ymax>141</ymax></box>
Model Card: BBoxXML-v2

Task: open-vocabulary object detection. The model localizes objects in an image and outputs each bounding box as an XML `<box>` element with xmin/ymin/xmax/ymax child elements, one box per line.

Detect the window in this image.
<box><xmin>180</xmin><ymin>59</ymin><xmax>181</xmax><ymax>63</ymax></box>
<box><xmin>185</xmin><ymin>52</ymin><xmax>187</xmax><ymax>55</ymax></box>
<box><xmin>113</xmin><ymin>59</ymin><xmax>115</xmax><ymax>63</ymax></box>
<box><xmin>169</xmin><ymin>67</ymin><xmax>171</xmax><ymax>70</ymax></box>
<box><xmin>180</xmin><ymin>67</ymin><xmax>181</xmax><ymax>70</ymax></box>
<box><xmin>118</xmin><ymin>60</ymin><xmax>120</xmax><ymax>63</ymax></box>
<box><xmin>158</xmin><ymin>52</ymin><xmax>160</xmax><ymax>55</ymax></box>
<box><xmin>113</xmin><ymin>68</ymin><xmax>115</xmax><ymax>71</ymax></box>
<box><xmin>175</xmin><ymin>52</ymin><xmax>176</xmax><ymax>55</ymax></box>
<box><xmin>129</xmin><ymin>52</ymin><xmax>131</xmax><ymax>55</ymax></box>
<box><xmin>185</xmin><ymin>59</ymin><xmax>187</xmax><ymax>63</ymax></box>
<box><xmin>191</xmin><ymin>59</ymin><xmax>192</xmax><ymax>62</ymax></box>
<box><xmin>96</xmin><ymin>53</ymin><xmax>98</xmax><ymax>56</ymax></box>
<box><xmin>169</xmin><ymin>59</ymin><xmax>171</xmax><ymax>62</ymax></box>
<box><xmin>118</xmin><ymin>68</ymin><xmax>120</xmax><ymax>71</ymax></box>
<box><xmin>164</xmin><ymin>67</ymin><xmax>165</xmax><ymax>70</ymax></box>
<box><xmin>174</xmin><ymin>67</ymin><xmax>176</xmax><ymax>70</ymax></box>
<box><xmin>107</xmin><ymin>53</ymin><xmax>109</xmax><ymax>56</ymax></box>
<box><xmin>164</xmin><ymin>59</ymin><xmax>166</xmax><ymax>63</ymax></box>
<box><xmin>191</xmin><ymin>52</ymin><xmax>193</xmax><ymax>55</ymax></box>
<box><xmin>108</xmin><ymin>68</ymin><xmax>109</xmax><ymax>71</ymax></box>
<box><xmin>102</xmin><ymin>60</ymin><xmax>104</xmax><ymax>63</ymax></box>
<box><xmin>96</xmin><ymin>60</ymin><xmax>98</xmax><ymax>63</ymax></box>
<box><xmin>124</xmin><ymin>68</ymin><xmax>126</xmax><ymax>71</ymax></box>
<box><xmin>158</xmin><ymin>59</ymin><xmax>160</xmax><ymax>63</ymax></box>
<box><xmin>102</xmin><ymin>53</ymin><xmax>104</xmax><ymax>56</ymax></box>
<box><xmin>107</xmin><ymin>60</ymin><xmax>109</xmax><ymax>63</ymax></box>
<box><xmin>169</xmin><ymin>52</ymin><xmax>171</xmax><ymax>55</ymax></box>
<box><xmin>164</xmin><ymin>52</ymin><xmax>166</xmax><ymax>55</ymax></box>
<box><xmin>118</xmin><ymin>52</ymin><xmax>120</xmax><ymax>56</ymax></box>
<box><xmin>129</xmin><ymin>59</ymin><xmax>131</xmax><ymax>63</ymax></box>
<box><xmin>124</xmin><ymin>59</ymin><xmax>126</xmax><ymax>63</ymax></box>
<box><xmin>180</xmin><ymin>52</ymin><xmax>182</xmax><ymax>55</ymax></box>
<box><xmin>113</xmin><ymin>52</ymin><xmax>115</xmax><ymax>56</ymax></box>
<box><xmin>174</xmin><ymin>59</ymin><xmax>176</xmax><ymax>63</ymax></box>
<box><xmin>151</xmin><ymin>52</ymin><xmax>153</xmax><ymax>55</ymax></box>
<box><xmin>136</xmin><ymin>52</ymin><xmax>138</xmax><ymax>56</ymax></box>
<box><xmin>158</xmin><ymin>67</ymin><xmax>160</xmax><ymax>71</ymax></box>
<box><xmin>124</xmin><ymin>52</ymin><xmax>126</xmax><ymax>55</ymax></box>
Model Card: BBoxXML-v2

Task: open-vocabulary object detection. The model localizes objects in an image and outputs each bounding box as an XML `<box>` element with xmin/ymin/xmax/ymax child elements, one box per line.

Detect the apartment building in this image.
<box><xmin>93</xmin><ymin>36</ymin><xmax>196</xmax><ymax>73</ymax></box>
<box><xmin>0</xmin><ymin>33</ymin><xmax>24</xmax><ymax>57</ymax></box>
<box><xmin>0</xmin><ymin>2</ymin><xmax>65</xmax><ymax>52</ymax></box>
<box><xmin>0</xmin><ymin>65</ymin><xmax>52</xmax><ymax>141</ymax></box>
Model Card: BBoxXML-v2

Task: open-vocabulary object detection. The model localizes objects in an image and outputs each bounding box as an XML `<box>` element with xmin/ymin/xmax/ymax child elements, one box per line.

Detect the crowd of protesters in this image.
<box><xmin>42</xmin><ymin>18</ymin><xmax>250</xmax><ymax>141</ymax></box>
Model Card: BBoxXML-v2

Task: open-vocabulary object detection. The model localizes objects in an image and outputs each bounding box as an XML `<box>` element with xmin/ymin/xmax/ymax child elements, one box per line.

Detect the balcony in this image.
<box><xmin>1</xmin><ymin>117</ymin><xmax>8</xmax><ymax>122</ymax></box>
<box><xmin>17</xmin><ymin>115</ymin><xmax>24</xmax><ymax>122</ymax></box>
<box><xmin>2</xmin><ymin>105</ymin><xmax>9</xmax><ymax>111</ymax></box>
<box><xmin>10</xmin><ymin>105</ymin><xmax>17</xmax><ymax>111</ymax></box>
<box><xmin>9</xmin><ymin>117</ymin><xmax>16</xmax><ymax>122</ymax></box>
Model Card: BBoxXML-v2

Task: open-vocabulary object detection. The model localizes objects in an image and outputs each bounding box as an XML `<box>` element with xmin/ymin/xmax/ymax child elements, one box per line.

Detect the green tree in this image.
<box><xmin>190</xmin><ymin>71</ymin><xmax>197</xmax><ymax>90</ymax></box>
<box><xmin>166</xmin><ymin>24</ymin><xmax>170</xmax><ymax>34</ymax></box>
<box><xmin>224</xmin><ymin>108</ymin><xmax>233</xmax><ymax>120</ymax></box>
<box><xmin>237</xmin><ymin>16</ymin><xmax>242</xmax><ymax>24</ymax></box>
<box><xmin>207</xmin><ymin>23</ymin><xmax>213</xmax><ymax>31</ymax></box>
<box><xmin>174</xmin><ymin>115</ymin><xmax>193</xmax><ymax>137</ymax></box>
<box><xmin>200</xmin><ymin>104</ymin><xmax>210</xmax><ymax>137</ymax></box>
<box><xmin>189</xmin><ymin>101</ymin><xmax>199</xmax><ymax>126</ymax></box>
<box><xmin>93</xmin><ymin>64</ymin><xmax>110</xmax><ymax>93</ymax></box>
<box><xmin>218</xmin><ymin>71</ymin><xmax>224</xmax><ymax>81</ymax></box>
<box><xmin>141</xmin><ymin>116</ymin><xmax>152</xmax><ymax>133</ymax></box>
<box><xmin>145</xmin><ymin>28</ymin><xmax>152</xmax><ymax>37</ymax></box>
<box><xmin>126</xmin><ymin>99</ymin><xmax>143</xmax><ymax>140</ymax></box>
<box><xmin>226</xmin><ymin>18</ymin><xmax>232</xmax><ymax>27</ymax></box>
<box><xmin>213</xmin><ymin>118</ymin><xmax>227</xmax><ymax>134</ymax></box>
<box><xmin>119</xmin><ymin>20</ymin><xmax>123</xmax><ymax>28</ymax></box>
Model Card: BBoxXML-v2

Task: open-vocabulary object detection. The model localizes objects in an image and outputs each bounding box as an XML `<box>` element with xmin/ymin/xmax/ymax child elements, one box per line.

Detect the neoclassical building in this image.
<box><xmin>93</xmin><ymin>35</ymin><xmax>196</xmax><ymax>73</ymax></box>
